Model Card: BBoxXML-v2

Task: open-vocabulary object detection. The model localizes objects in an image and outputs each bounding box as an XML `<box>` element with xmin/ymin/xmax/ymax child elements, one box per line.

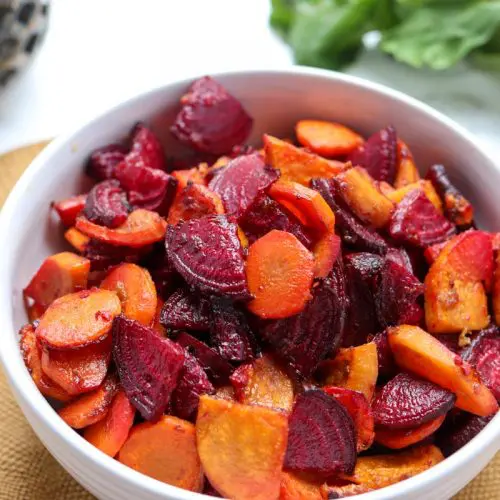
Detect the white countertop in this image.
<box><xmin>1</xmin><ymin>0</ymin><xmax>500</xmax><ymax>160</ymax></box>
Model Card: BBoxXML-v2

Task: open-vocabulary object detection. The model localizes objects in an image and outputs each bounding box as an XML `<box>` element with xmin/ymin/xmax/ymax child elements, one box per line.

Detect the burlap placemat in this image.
<box><xmin>0</xmin><ymin>143</ymin><xmax>498</xmax><ymax>499</ymax></box>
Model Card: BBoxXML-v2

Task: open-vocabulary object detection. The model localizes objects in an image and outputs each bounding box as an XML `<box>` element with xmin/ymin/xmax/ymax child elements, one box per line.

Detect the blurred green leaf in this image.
<box><xmin>381</xmin><ymin>2</ymin><xmax>500</xmax><ymax>69</ymax></box>
<box><xmin>373</xmin><ymin>0</ymin><xmax>399</xmax><ymax>31</ymax></box>
<box><xmin>270</xmin><ymin>0</ymin><xmax>298</xmax><ymax>36</ymax></box>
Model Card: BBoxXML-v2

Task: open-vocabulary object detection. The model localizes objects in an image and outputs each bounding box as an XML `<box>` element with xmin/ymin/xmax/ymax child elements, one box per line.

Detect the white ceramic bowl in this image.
<box><xmin>0</xmin><ymin>68</ymin><xmax>499</xmax><ymax>500</ymax></box>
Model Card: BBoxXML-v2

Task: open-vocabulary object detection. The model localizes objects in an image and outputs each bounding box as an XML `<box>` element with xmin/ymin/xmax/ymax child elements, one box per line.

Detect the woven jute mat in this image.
<box><xmin>0</xmin><ymin>143</ymin><xmax>498</xmax><ymax>499</ymax></box>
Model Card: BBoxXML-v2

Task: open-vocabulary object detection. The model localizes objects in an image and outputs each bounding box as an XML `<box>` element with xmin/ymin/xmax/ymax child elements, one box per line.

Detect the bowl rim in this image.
<box><xmin>0</xmin><ymin>66</ymin><xmax>499</xmax><ymax>500</ymax></box>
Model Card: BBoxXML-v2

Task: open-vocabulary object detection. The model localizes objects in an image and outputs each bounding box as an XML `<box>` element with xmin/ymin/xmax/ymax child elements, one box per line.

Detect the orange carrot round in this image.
<box><xmin>246</xmin><ymin>230</ymin><xmax>314</xmax><ymax>319</ymax></box>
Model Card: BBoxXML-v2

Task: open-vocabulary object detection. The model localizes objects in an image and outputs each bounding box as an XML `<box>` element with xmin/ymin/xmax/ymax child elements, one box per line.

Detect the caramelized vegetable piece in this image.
<box><xmin>52</xmin><ymin>194</ymin><xmax>87</xmax><ymax>226</ymax></box>
<box><xmin>20</xmin><ymin>324</ymin><xmax>71</xmax><ymax>402</ymax></box>
<box><xmin>375</xmin><ymin>415</ymin><xmax>446</xmax><ymax>450</ymax></box>
<box><xmin>167</xmin><ymin>183</ymin><xmax>224</xmax><ymax>226</ymax></box>
<box><xmin>246</xmin><ymin>230</ymin><xmax>314</xmax><ymax>319</ymax></box>
<box><xmin>161</xmin><ymin>289</ymin><xmax>211</xmax><ymax>332</ymax></box>
<box><xmin>427</xmin><ymin>164</ymin><xmax>474</xmax><ymax>227</ymax></box>
<box><xmin>76</xmin><ymin>209</ymin><xmax>167</xmax><ymax>248</ymax></box>
<box><xmin>295</xmin><ymin>120</ymin><xmax>363</xmax><ymax>157</ymax></box>
<box><xmin>313</xmin><ymin>232</ymin><xmax>341</xmax><ymax>279</ymax></box>
<box><xmin>324</xmin><ymin>484</ymin><xmax>373</xmax><ymax>498</ymax></box>
<box><xmin>493</xmin><ymin>253</ymin><xmax>500</xmax><ymax>325</ymax></box>
<box><xmin>101</xmin><ymin>263</ymin><xmax>157</xmax><ymax>326</ymax></box>
<box><xmin>318</xmin><ymin>343</ymin><xmax>378</xmax><ymax>402</ymax></box>
<box><xmin>57</xmin><ymin>374</ymin><xmax>118</xmax><ymax>429</ymax></box>
<box><xmin>386</xmin><ymin>180</ymin><xmax>443</xmax><ymax>213</ymax></box>
<box><xmin>388</xmin><ymin>325</ymin><xmax>498</xmax><ymax>416</ymax></box>
<box><xmin>197</xmin><ymin>395</ymin><xmax>288</xmax><ymax>500</ymax></box>
<box><xmin>233</xmin><ymin>354</ymin><xmax>294</xmax><ymax>413</ymax></box>
<box><xmin>341</xmin><ymin>444</ymin><xmax>444</xmax><ymax>490</ymax></box>
<box><xmin>264</xmin><ymin>135</ymin><xmax>344</xmax><ymax>186</ymax></box>
<box><xmin>23</xmin><ymin>252</ymin><xmax>90</xmax><ymax>312</ymax></box>
<box><xmin>84</xmin><ymin>389</ymin><xmax>136</xmax><ymax>457</ymax></box>
<box><xmin>36</xmin><ymin>288</ymin><xmax>121</xmax><ymax>349</ymax></box>
<box><xmin>334</xmin><ymin>167</ymin><xmax>394</xmax><ymax>228</ymax></box>
<box><xmin>394</xmin><ymin>140</ymin><xmax>420</xmax><ymax>188</ymax></box>
<box><xmin>119</xmin><ymin>416</ymin><xmax>203</xmax><ymax>491</ymax></box>
<box><xmin>41</xmin><ymin>335</ymin><xmax>112</xmax><ymax>395</ymax></box>
<box><xmin>280</xmin><ymin>471</ymin><xmax>326</xmax><ymax>500</ymax></box>
<box><xmin>171</xmin><ymin>166</ymin><xmax>206</xmax><ymax>189</ymax></box>
<box><xmin>64</xmin><ymin>227</ymin><xmax>90</xmax><ymax>253</ymax></box>
<box><xmin>323</xmin><ymin>387</ymin><xmax>374</xmax><ymax>452</ymax></box>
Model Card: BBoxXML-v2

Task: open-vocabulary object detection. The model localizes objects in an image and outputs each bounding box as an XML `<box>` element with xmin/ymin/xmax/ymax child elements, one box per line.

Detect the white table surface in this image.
<box><xmin>1</xmin><ymin>0</ymin><xmax>500</xmax><ymax>160</ymax></box>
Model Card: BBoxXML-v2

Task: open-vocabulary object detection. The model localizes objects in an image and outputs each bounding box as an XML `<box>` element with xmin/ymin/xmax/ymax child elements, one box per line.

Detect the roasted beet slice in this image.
<box><xmin>372</xmin><ymin>372</ymin><xmax>456</xmax><ymax>429</ymax></box>
<box><xmin>87</xmin><ymin>144</ymin><xmax>128</xmax><ymax>180</ymax></box>
<box><xmin>210</xmin><ymin>300</ymin><xmax>255</xmax><ymax>363</ymax></box>
<box><xmin>285</xmin><ymin>390</ymin><xmax>356</xmax><ymax>475</ymax></box>
<box><xmin>160</xmin><ymin>288</ymin><xmax>211</xmax><ymax>332</ymax></box>
<box><xmin>239</xmin><ymin>193</ymin><xmax>313</xmax><ymax>248</ymax></box>
<box><xmin>343</xmin><ymin>253</ymin><xmax>383</xmax><ymax>347</ymax></box>
<box><xmin>141</xmin><ymin>244</ymin><xmax>180</xmax><ymax>297</ymax></box>
<box><xmin>389</xmin><ymin>190</ymin><xmax>456</xmax><ymax>248</ymax></box>
<box><xmin>83</xmin><ymin>239</ymin><xmax>144</xmax><ymax>272</ymax></box>
<box><xmin>311</xmin><ymin>178</ymin><xmax>387</xmax><ymax>255</ymax></box>
<box><xmin>115</xmin><ymin>158</ymin><xmax>177</xmax><ymax>215</ymax></box>
<box><xmin>461</xmin><ymin>326</ymin><xmax>500</xmax><ymax>401</ymax></box>
<box><xmin>386</xmin><ymin>247</ymin><xmax>413</xmax><ymax>274</ymax></box>
<box><xmin>130</xmin><ymin>123</ymin><xmax>166</xmax><ymax>171</ymax></box>
<box><xmin>347</xmin><ymin>126</ymin><xmax>398</xmax><ymax>183</ymax></box>
<box><xmin>175</xmin><ymin>332</ymin><xmax>233</xmax><ymax>384</ymax></box>
<box><xmin>436</xmin><ymin>411</ymin><xmax>493</xmax><ymax>457</ymax></box>
<box><xmin>208</xmin><ymin>153</ymin><xmax>279</xmax><ymax>218</ymax></box>
<box><xmin>171</xmin><ymin>350</ymin><xmax>215</xmax><ymax>420</ymax></box>
<box><xmin>82</xmin><ymin>180</ymin><xmax>130</xmax><ymax>228</ymax></box>
<box><xmin>171</xmin><ymin>76</ymin><xmax>253</xmax><ymax>156</ymax></box>
<box><xmin>112</xmin><ymin>315</ymin><xmax>185</xmax><ymax>421</ymax></box>
<box><xmin>165</xmin><ymin>215</ymin><xmax>250</xmax><ymax>299</ymax></box>
<box><xmin>375</xmin><ymin>258</ymin><xmax>424</xmax><ymax>327</ymax></box>
<box><xmin>262</xmin><ymin>257</ymin><xmax>348</xmax><ymax>378</ymax></box>
<box><xmin>372</xmin><ymin>330</ymin><xmax>396</xmax><ymax>379</ymax></box>
<box><xmin>426</xmin><ymin>164</ymin><xmax>474</xmax><ymax>227</ymax></box>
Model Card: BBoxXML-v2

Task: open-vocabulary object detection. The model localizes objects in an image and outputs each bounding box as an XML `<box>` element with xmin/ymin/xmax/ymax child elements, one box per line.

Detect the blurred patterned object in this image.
<box><xmin>0</xmin><ymin>0</ymin><xmax>49</xmax><ymax>89</ymax></box>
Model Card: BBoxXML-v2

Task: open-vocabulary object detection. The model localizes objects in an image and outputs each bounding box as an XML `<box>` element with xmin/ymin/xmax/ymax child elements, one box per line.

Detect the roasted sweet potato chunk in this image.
<box><xmin>64</xmin><ymin>228</ymin><xmax>90</xmax><ymax>253</ymax></box>
<box><xmin>394</xmin><ymin>140</ymin><xmax>420</xmax><ymax>188</ymax></box>
<box><xmin>388</xmin><ymin>325</ymin><xmax>498</xmax><ymax>416</ymax></box>
<box><xmin>119</xmin><ymin>416</ymin><xmax>203</xmax><ymax>491</ymax></box>
<box><xmin>280</xmin><ymin>471</ymin><xmax>326</xmax><ymax>500</ymax></box>
<box><xmin>197</xmin><ymin>395</ymin><xmax>288</xmax><ymax>500</ymax></box>
<box><xmin>101</xmin><ymin>263</ymin><xmax>157</xmax><ymax>326</ymax></box>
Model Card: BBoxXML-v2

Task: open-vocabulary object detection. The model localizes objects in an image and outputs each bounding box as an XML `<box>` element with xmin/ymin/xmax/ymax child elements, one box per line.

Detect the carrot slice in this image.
<box><xmin>388</xmin><ymin>325</ymin><xmax>498</xmax><ymax>416</ymax></box>
<box><xmin>394</xmin><ymin>140</ymin><xmax>420</xmax><ymax>188</ymax></box>
<box><xmin>101</xmin><ymin>263</ymin><xmax>157</xmax><ymax>326</ymax></box>
<box><xmin>52</xmin><ymin>194</ymin><xmax>87</xmax><ymax>226</ymax></box>
<box><xmin>264</xmin><ymin>135</ymin><xmax>345</xmax><ymax>186</ymax></box>
<box><xmin>172</xmin><ymin>166</ymin><xmax>207</xmax><ymax>189</ymax></box>
<box><xmin>76</xmin><ymin>209</ymin><xmax>167</xmax><ymax>248</ymax></box>
<box><xmin>375</xmin><ymin>414</ymin><xmax>446</xmax><ymax>450</ymax></box>
<box><xmin>36</xmin><ymin>288</ymin><xmax>121</xmax><ymax>349</ymax></box>
<box><xmin>64</xmin><ymin>227</ymin><xmax>90</xmax><ymax>253</ymax></box>
<box><xmin>57</xmin><ymin>373</ymin><xmax>118</xmax><ymax>429</ymax></box>
<box><xmin>84</xmin><ymin>389</ymin><xmax>136</xmax><ymax>457</ymax></box>
<box><xmin>246</xmin><ymin>230</ymin><xmax>314</xmax><ymax>319</ymax></box>
<box><xmin>296</xmin><ymin>120</ymin><xmax>363</xmax><ymax>157</ymax></box>
<box><xmin>23</xmin><ymin>252</ymin><xmax>90</xmax><ymax>312</ymax></box>
<box><xmin>196</xmin><ymin>395</ymin><xmax>288</xmax><ymax>500</ymax></box>
<box><xmin>20</xmin><ymin>324</ymin><xmax>72</xmax><ymax>402</ymax></box>
<box><xmin>313</xmin><ymin>231</ymin><xmax>341</xmax><ymax>279</ymax></box>
<box><xmin>280</xmin><ymin>471</ymin><xmax>326</xmax><ymax>500</ymax></box>
<box><xmin>118</xmin><ymin>416</ymin><xmax>203</xmax><ymax>492</ymax></box>
<box><xmin>151</xmin><ymin>297</ymin><xmax>166</xmax><ymax>336</ymax></box>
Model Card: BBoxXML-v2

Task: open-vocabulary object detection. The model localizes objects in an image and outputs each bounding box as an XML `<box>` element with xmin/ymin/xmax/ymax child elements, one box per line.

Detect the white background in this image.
<box><xmin>1</xmin><ymin>0</ymin><xmax>500</xmax><ymax>158</ymax></box>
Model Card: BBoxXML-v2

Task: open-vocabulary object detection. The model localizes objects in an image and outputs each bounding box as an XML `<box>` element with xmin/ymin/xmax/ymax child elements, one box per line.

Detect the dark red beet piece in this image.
<box><xmin>436</xmin><ymin>411</ymin><xmax>493</xmax><ymax>457</ymax></box>
<box><xmin>208</xmin><ymin>153</ymin><xmax>279</xmax><ymax>218</ymax></box>
<box><xmin>83</xmin><ymin>239</ymin><xmax>144</xmax><ymax>272</ymax></box>
<box><xmin>311</xmin><ymin>178</ymin><xmax>387</xmax><ymax>255</ymax></box>
<box><xmin>461</xmin><ymin>326</ymin><xmax>500</xmax><ymax>401</ymax></box>
<box><xmin>141</xmin><ymin>244</ymin><xmax>179</xmax><ymax>298</ymax></box>
<box><xmin>347</xmin><ymin>126</ymin><xmax>398</xmax><ymax>183</ymax></box>
<box><xmin>375</xmin><ymin>258</ymin><xmax>424</xmax><ymax>327</ymax></box>
<box><xmin>165</xmin><ymin>215</ymin><xmax>250</xmax><ymax>299</ymax></box>
<box><xmin>171</xmin><ymin>350</ymin><xmax>214</xmax><ymax>420</ymax></box>
<box><xmin>372</xmin><ymin>330</ymin><xmax>396</xmax><ymax>379</ymax></box>
<box><xmin>171</xmin><ymin>76</ymin><xmax>253</xmax><ymax>156</ymax></box>
<box><xmin>229</xmin><ymin>363</ymin><xmax>253</xmax><ymax>401</ymax></box>
<box><xmin>210</xmin><ymin>300</ymin><xmax>255</xmax><ymax>363</ymax></box>
<box><xmin>285</xmin><ymin>390</ymin><xmax>356</xmax><ymax>475</ymax></box>
<box><xmin>389</xmin><ymin>190</ymin><xmax>456</xmax><ymax>248</ymax></box>
<box><xmin>160</xmin><ymin>288</ymin><xmax>211</xmax><ymax>332</ymax></box>
<box><xmin>130</xmin><ymin>123</ymin><xmax>166</xmax><ymax>171</ymax></box>
<box><xmin>86</xmin><ymin>144</ymin><xmax>128</xmax><ymax>181</ymax></box>
<box><xmin>175</xmin><ymin>332</ymin><xmax>233</xmax><ymax>384</ymax></box>
<box><xmin>82</xmin><ymin>180</ymin><xmax>130</xmax><ymax>229</ymax></box>
<box><xmin>112</xmin><ymin>315</ymin><xmax>185</xmax><ymax>421</ymax></box>
<box><xmin>372</xmin><ymin>372</ymin><xmax>456</xmax><ymax>429</ymax></box>
<box><xmin>343</xmin><ymin>253</ymin><xmax>383</xmax><ymax>347</ymax></box>
<box><xmin>386</xmin><ymin>247</ymin><xmax>413</xmax><ymax>274</ymax></box>
<box><xmin>240</xmin><ymin>193</ymin><xmax>313</xmax><ymax>248</ymax></box>
<box><xmin>262</xmin><ymin>257</ymin><xmax>348</xmax><ymax>378</ymax></box>
<box><xmin>434</xmin><ymin>334</ymin><xmax>460</xmax><ymax>354</ymax></box>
